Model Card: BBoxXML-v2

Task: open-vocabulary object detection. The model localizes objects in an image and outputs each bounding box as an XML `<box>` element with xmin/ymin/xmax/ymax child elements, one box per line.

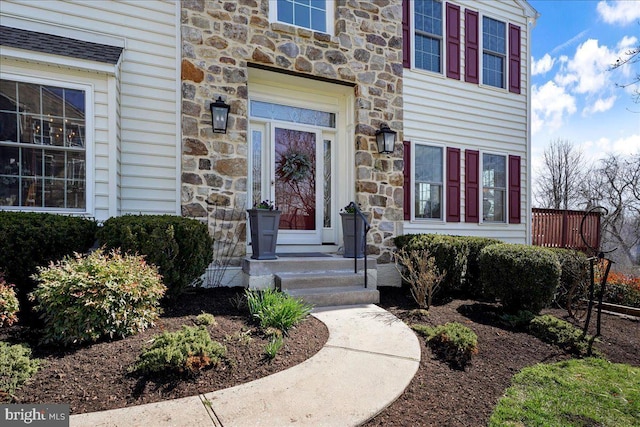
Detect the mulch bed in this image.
<box><xmin>4</xmin><ymin>285</ymin><xmax>639</xmax><ymax>425</ymax></box>
<box><xmin>4</xmin><ymin>287</ymin><xmax>328</xmax><ymax>415</ymax></box>
<box><xmin>365</xmin><ymin>287</ymin><xmax>640</xmax><ymax>426</ymax></box>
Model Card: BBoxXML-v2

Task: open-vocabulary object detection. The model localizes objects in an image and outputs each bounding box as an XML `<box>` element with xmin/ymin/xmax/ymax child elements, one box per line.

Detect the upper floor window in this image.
<box><xmin>0</xmin><ymin>79</ymin><xmax>87</xmax><ymax>210</ymax></box>
<box><xmin>482</xmin><ymin>153</ymin><xmax>506</xmax><ymax>222</ymax></box>
<box><xmin>482</xmin><ymin>16</ymin><xmax>506</xmax><ymax>89</ymax></box>
<box><xmin>273</xmin><ymin>0</ymin><xmax>333</xmax><ymax>34</ymax></box>
<box><xmin>414</xmin><ymin>0</ymin><xmax>443</xmax><ymax>73</ymax></box>
<box><xmin>414</xmin><ymin>144</ymin><xmax>443</xmax><ymax>219</ymax></box>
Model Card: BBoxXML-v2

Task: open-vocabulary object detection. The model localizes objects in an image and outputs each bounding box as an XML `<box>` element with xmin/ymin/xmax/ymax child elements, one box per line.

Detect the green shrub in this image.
<box><xmin>264</xmin><ymin>336</ymin><xmax>284</xmax><ymax>360</ymax></box>
<box><xmin>0</xmin><ymin>276</ymin><xmax>19</xmax><ymax>327</ymax></box>
<box><xmin>412</xmin><ymin>322</ymin><xmax>478</xmax><ymax>369</ymax></box>
<box><xmin>529</xmin><ymin>314</ymin><xmax>596</xmax><ymax>356</ymax></box>
<box><xmin>499</xmin><ymin>310</ymin><xmax>535</xmax><ymax>330</ymax></box>
<box><xmin>245</xmin><ymin>288</ymin><xmax>312</xmax><ymax>333</ymax></box>
<box><xmin>480</xmin><ymin>244</ymin><xmax>561</xmax><ymax>314</ymax></box>
<box><xmin>194</xmin><ymin>312</ymin><xmax>216</xmax><ymax>326</ymax></box>
<box><xmin>603</xmin><ymin>272</ymin><xmax>640</xmax><ymax>308</ymax></box>
<box><xmin>0</xmin><ymin>212</ymin><xmax>97</xmax><ymax>320</ymax></box>
<box><xmin>98</xmin><ymin>214</ymin><xmax>213</xmax><ymax>300</ymax></box>
<box><xmin>394</xmin><ymin>234</ymin><xmax>500</xmax><ymax>298</ymax></box>
<box><xmin>0</xmin><ymin>342</ymin><xmax>40</xmax><ymax>397</ymax></box>
<box><xmin>131</xmin><ymin>326</ymin><xmax>226</xmax><ymax>375</ymax></box>
<box><xmin>549</xmin><ymin>248</ymin><xmax>589</xmax><ymax>308</ymax></box>
<box><xmin>30</xmin><ymin>249</ymin><xmax>166</xmax><ymax>345</ymax></box>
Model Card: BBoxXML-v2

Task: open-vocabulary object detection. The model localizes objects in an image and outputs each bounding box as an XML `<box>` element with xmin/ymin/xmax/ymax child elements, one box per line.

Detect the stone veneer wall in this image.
<box><xmin>180</xmin><ymin>0</ymin><xmax>404</xmax><ymax>263</ymax></box>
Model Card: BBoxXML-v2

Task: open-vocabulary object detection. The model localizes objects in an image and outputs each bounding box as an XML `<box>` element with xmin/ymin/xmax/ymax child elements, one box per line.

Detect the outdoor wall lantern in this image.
<box><xmin>375</xmin><ymin>123</ymin><xmax>397</xmax><ymax>154</ymax></box>
<box><xmin>210</xmin><ymin>96</ymin><xmax>230</xmax><ymax>133</ymax></box>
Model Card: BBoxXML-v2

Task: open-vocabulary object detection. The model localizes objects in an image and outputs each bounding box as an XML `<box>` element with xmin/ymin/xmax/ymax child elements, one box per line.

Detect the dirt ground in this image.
<box><xmin>4</xmin><ymin>285</ymin><xmax>639</xmax><ymax>425</ymax></box>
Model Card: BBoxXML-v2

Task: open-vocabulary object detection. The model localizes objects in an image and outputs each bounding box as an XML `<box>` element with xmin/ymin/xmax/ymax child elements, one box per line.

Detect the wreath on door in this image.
<box><xmin>275</xmin><ymin>150</ymin><xmax>312</xmax><ymax>183</ymax></box>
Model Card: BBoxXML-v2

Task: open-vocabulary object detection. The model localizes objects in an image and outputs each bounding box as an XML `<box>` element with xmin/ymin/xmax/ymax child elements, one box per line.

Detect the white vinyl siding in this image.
<box><xmin>403</xmin><ymin>0</ymin><xmax>530</xmax><ymax>244</ymax></box>
<box><xmin>1</xmin><ymin>0</ymin><xmax>180</xmax><ymax>220</ymax></box>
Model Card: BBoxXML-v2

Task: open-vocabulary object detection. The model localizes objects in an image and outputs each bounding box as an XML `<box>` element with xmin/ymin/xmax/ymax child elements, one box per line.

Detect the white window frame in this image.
<box><xmin>269</xmin><ymin>0</ymin><xmax>335</xmax><ymax>35</ymax></box>
<box><xmin>0</xmin><ymin>72</ymin><xmax>94</xmax><ymax>215</ymax></box>
<box><xmin>480</xmin><ymin>14</ymin><xmax>507</xmax><ymax>90</ymax></box>
<box><xmin>410</xmin><ymin>0</ymin><xmax>445</xmax><ymax>75</ymax></box>
<box><xmin>480</xmin><ymin>151</ymin><xmax>507</xmax><ymax>223</ymax></box>
<box><xmin>412</xmin><ymin>141</ymin><xmax>446</xmax><ymax>222</ymax></box>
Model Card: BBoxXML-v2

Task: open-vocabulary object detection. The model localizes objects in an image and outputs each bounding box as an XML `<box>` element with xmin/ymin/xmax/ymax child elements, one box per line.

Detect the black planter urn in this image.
<box><xmin>248</xmin><ymin>209</ymin><xmax>281</xmax><ymax>260</ymax></box>
<box><xmin>340</xmin><ymin>212</ymin><xmax>367</xmax><ymax>258</ymax></box>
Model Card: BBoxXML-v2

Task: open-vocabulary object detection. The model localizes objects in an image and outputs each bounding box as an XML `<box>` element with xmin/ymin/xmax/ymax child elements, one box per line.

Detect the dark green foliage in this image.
<box><xmin>480</xmin><ymin>244</ymin><xmax>561</xmax><ymax>314</ymax></box>
<box><xmin>394</xmin><ymin>234</ymin><xmax>501</xmax><ymax>298</ymax></box>
<box><xmin>131</xmin><ymin>326</ymin><xmax>226</xmax><ymax>375</ymax></box>
<box><xmin>0</xmin><ymin>342</ymin><xmax>40</xmax><ymax>398</ymax></box>
<box><xmin>98</xmin><ymin>215</ymin><xmax>213</xmax><ymax>300</ymax></box>
<box><xmin>412</xmin><ymin>322</ymin><xmax>478</xmax><ymax>369</ymax></box>
<box><xmin>528</xmin><ymin>314</ymin><xmax>597</xmax><ymax>356</ymax></box>
<box><xmin>245</xmin><ymin>288</ymin><xmax>312</xmax><ymax>333</ymax></box>
<box><xmin>0</xmin><ymin>212</ymin><xmax>97</xmax><ymax>320</ymax></box>
<box><xmin>30</xmin><ymin>249</ymin><xmax>166</xmax><ymax>346</ymax></box>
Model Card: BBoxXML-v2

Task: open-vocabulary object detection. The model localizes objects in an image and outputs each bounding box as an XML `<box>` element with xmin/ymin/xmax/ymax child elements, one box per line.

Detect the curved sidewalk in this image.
<box><xmin>70</xmin><ymin>304</ymin><xmax>421</xmax><ymax>427</ymax></box>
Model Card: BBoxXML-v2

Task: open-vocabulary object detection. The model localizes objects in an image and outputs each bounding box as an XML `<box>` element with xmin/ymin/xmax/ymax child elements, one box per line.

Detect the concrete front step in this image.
<box><xmin>276</xmin><ymin>271</ymin><xmax>366</xmax><ymax>291</ymax></box>
<box><xmin>243</xmin><ymin>254</ymin><xmax>375</xmax><ymax>276</ymax></box>
<box><xmin>286</xmin><ymin>286</ymin><xmax>380</xmax><ymax>307</ymax></box>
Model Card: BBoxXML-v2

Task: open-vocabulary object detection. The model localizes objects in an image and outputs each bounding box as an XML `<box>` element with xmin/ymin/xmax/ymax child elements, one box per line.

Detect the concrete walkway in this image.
<box><xmin>70</xmin><ymin>304</ymin><xmax>421</xmax><ymax>427</ymax></box>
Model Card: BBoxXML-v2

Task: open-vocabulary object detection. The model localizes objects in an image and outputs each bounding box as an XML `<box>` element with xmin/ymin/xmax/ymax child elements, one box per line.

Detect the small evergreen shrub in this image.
<box><xmin>0</xmin><ymin>276</ymin><xmax>19</xmax><ymax>327</ymax></box>
<box><xmin>412</xmin><ymin>322</ymin><xmax>478</xmax><ymax>369</ymax></box>
<box><xmin>30</xmin><ymin>249</ymin><xmax>166</xmax><ymax>345</ymax></box>
<box><xmin>194</xmin><ymin>312</ymin><xmax>217</xmax><ymax>326</ymax></box>
<box><xmin>0</xmin><ymin>342</ymin><xmax>40</xmax><ymax>397</ymax></box>
<box><xmin>499</xmin><ymin>310</ymin><xmax>535</xmax><ymax>330</ymax></box>
<box><xmin>98</xmin><ymin>214</ymin><xmax>213</xmax><ymax>301</ymax></box>
<box><xmin>0</xmin><ymin>212</ymin><xmax>97</xmax><ymax>320</ymax></box>
<box><xmin>131</xmin><ymin>326</ymin><xmax>226</xmax><ymax>375</ymax></box>
<box><xmin>480</xmin><ymin>244</ymin><xmax>561</xmax><ymax>314</ymax></box>
<box><xmin>245</xmin><ymin>288</ymin><xmax>312</xmax><ymax>333</ymax></box>
<box><xmin>394</xmin><ymin>234</ymin><xmax>500</xmax><ymax>298</ymax></box>
<box><xmin>529</xmin><ymin>314</ymin><xmax>595</xmax><ymax>356</ymax></box>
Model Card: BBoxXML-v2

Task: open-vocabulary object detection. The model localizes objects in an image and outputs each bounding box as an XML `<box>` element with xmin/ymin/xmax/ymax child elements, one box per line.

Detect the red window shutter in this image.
<box><xmin>508</xmin><ymin>155</ymin><xmax>521</xmax><ymax>224</ymax></box>
<box><xmin>464</xmin><ymin>9</ymin><xmax>479</xmax><ymax>84</ymax></box>
<box><xmin>465</xmin><ymin>150</ymin><xmax>479</xmax><ymax>223</ymax></box>
<box><xmin>403</xmin><ymin>141</ymin><xmax>411</xmax><ymax>220</ymax></box>
<box><xmin>446</xmin><ymin>147</ymin><xmax>461</xmax><ymax>222</ymax></box>
<box><xmin>446</xmin><ymin>3</ymin><xmax>461</xmax><ymax>80</ymax></box>
<box><xmin>509</xmin><ymin>24</ymin><xmax>521</xmax><ymax>94</ymax></box>
<box><xmin>402</xmin><ymin>0</ymin><xmax>411</xmax><ymax>68</ymax></box>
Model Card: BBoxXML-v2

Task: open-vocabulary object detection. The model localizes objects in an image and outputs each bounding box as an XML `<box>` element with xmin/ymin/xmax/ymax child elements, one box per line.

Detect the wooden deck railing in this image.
<box><xmin>532</xmin><ymin>208</ymin><xmax>601</xmax><ymax>253</ymax></box>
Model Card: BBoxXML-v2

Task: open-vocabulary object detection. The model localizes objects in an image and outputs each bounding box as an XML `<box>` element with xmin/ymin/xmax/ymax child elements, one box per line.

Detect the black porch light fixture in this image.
<box><xmin>375</xmin><ymin>123</ymin><xmax>397</xmax><ymax>154</ymax></box>
<box><xmin>210</xmin><ymin>96</ymin><xmax>230</xmax><ymax>133</ymax></box>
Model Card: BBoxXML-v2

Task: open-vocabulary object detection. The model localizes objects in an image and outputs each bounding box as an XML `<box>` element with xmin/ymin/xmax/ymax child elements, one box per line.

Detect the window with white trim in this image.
<box><xmin>272</xmin><ymin>0</ymin><xmax>334</xmax><ymax>34</ymax></box>
<box><xmin>413</xmin><ymin>0</ymin><xmax>443</xmax><ymax>73</ymax></box>
<box><xmin>414</xmin><ymin>143</ymin><xmax>443</xmax><ymax>219</ymax></box>
<box><xmin>0</xmin><ymin>79</ymin><xmax>87</xmax><ymax>210</ymax></box>
<box><xmin>482</xmin><ymin>153</ymin><xmax>506</xmax><ymax>222</ymax></box>
<box><xmin>482</xmin><ymin>16</ymin><xmax>506</xmax><ymax>88</ymax></box>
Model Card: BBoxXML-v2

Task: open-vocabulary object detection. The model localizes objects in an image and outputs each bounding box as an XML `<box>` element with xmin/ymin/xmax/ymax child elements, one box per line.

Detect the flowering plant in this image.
<box><xmin>341</xmin><ymin>202</ymin><xmax>360</xmax><ymax>214</ymax></box>
<box><xmin>254</xmin><ymin>200</ymin><xmax>276</xmax><ymax>210</ymax></box>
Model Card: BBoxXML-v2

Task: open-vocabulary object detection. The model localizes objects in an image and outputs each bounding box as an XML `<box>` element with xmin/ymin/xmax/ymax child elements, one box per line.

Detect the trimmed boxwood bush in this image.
<box><xmin>30</xmin><ymin>249</ymin><xmax>166</xmax><ymax>345</ymax></box>
<box><xmin>394</xmin><ymin>234</ymin><xmax>500</xmax><ymax>298</ymax></box>
<box><xmin>0</xmin><ymin>212</ymin><xmax>97</xmax><ymax>320</ymax></box>
<box><xmin>480</xmin><ymin>244</ymin><xmax>561</xmax><ymax>314</ymax></box>
<box><xmin>98</xmin><ymin>215</ymin><xmax>213</xmax><ymax>300</ymax></box>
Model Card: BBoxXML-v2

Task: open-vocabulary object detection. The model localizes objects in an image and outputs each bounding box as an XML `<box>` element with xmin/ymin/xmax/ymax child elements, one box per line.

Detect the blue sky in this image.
<box><xmin>528</xmin><ymin>0</ymin><xmax>640</xmax><ymax>172</ymax></box>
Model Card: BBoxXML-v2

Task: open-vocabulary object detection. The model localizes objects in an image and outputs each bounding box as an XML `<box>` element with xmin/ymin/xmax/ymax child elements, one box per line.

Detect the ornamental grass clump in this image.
<box><xmin>131</xmin><ymin>326</ymin><xmax>226</xmax><ymax>375</ymax></box>
<box><xmin>0</xmin><ymin>275</ymin><xmax>19</xmax><ymax>328</ymax></box>
<box><xmin>0</xmin><ymin>342</ymin><xmax>40</xmax><ymax>398</ymax></box>
<box><xmin>30</xmin><ymin>249</ymin><xmax>166</xmax><ymax>346</ymax></box>
<box><xmin>245</xmin><ymin>288</ymin><xmax>312</xmax><ymax>333</ymax></box>
<box><xmin>412</xmin><ymin>322</ymin><xmax>478</xmax><ymax>369</ymax></box>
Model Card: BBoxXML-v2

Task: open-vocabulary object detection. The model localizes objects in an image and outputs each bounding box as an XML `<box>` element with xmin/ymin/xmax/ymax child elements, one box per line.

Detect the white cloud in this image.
<box><xmin>532</xmin><ymin>81</ymin><xmax>577</xmax><ymax>134</ymax></box>
<box><xmin>583</xmin><ymin>95</ymin><xmax>617</xmax><ymax>115</ymax></box>
<box><xmin>597</xmin><ymin>1</ymin><xmax>640</xmax><ymax>26</ymax></box>
<box><xmin>565</xmin><ymin>39</ymin><xmax>616</xmax><ymax>94</ymax></box>
<box><xmin>611</xmin><ymin>134</ymin><xmax>640</xmax><ymax>155</ymax></box>
<box><xmin>532</xmin><ymin>53</ymin><xmax>555</xmax><ymax>75</ymax></box>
